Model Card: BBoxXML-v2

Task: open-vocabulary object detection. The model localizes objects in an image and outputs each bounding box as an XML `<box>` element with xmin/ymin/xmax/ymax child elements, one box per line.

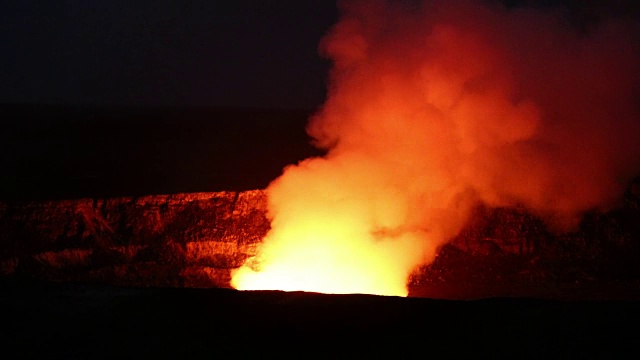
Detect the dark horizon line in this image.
<box><xmin>0</xmin><ymin>102</ymin><xmax>321</xmax><ymax>114</ymax></box>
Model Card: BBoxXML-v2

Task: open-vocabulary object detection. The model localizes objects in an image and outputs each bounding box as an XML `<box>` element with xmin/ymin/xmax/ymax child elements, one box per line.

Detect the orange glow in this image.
<box><xmin>231</xmin><ymin>231</ymin><xmax>422</xmax><ymax>296</ymax></box>
<box><xmin>231</xmin><ymin>155</ymin><xmax>436</xmax><ymax>296</ymax></box>
<box><xmin>231</xmin><ymin>0</ymin><xmax>640</xmax><ymax>296</ymax></box>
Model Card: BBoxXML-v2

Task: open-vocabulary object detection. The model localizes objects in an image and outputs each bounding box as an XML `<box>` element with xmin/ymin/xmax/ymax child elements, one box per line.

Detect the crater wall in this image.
<box><xmin>1</xmin><ymin>187</ymin><xmax>639</xmax><ymax>293</ymax></box>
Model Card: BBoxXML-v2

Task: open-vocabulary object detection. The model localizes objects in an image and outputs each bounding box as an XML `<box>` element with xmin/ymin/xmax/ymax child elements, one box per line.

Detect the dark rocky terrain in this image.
<box><xmin>0</xmin><ymin>191</ymin><xmax>267</xmax><ymax>288</ymax></box>
<box><xmin>1</xmin><ymin>185</ymin><xmax>639</xmax><ymax>299</ymax></box>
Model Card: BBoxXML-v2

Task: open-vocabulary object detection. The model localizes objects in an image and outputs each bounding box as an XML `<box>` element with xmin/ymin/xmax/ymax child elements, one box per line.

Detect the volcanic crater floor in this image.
<box><xmin>2</xmin><ymin>279</ymin><xmax>640</xmax><ymax>358</ymax></box>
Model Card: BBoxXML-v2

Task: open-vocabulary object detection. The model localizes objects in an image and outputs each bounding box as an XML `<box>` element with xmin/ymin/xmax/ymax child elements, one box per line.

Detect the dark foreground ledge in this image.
<box><xmin>2</xmin><ymin>280</ymin><xmax>640</xmax><ymax>358</ymax></box>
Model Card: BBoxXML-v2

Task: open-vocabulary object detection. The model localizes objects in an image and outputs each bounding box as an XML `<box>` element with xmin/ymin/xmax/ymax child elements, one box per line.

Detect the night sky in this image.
<box><xmin>1</xmin><ymin>0</ymin><xmax>338</xmax><ymax>110</ymax></box>
<box><xmin>2</xmin><ymin>1</ymin><xmax>639</xmax><ymax>110</ymax></box>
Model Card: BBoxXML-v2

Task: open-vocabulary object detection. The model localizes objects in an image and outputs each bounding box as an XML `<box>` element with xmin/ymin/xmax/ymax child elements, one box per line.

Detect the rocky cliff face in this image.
<box><xmin>413</xmin><ymin>202</ymin><xmax>640</xmax><ymax>290</ymax></box>
<box><xmin>2</xmin><ymin>187</ymin><xmax>640</xmax><ymax>292</ymax></box>
<box><xmin>0</xmin><ymin>191</ymin><xmax>269</xmax><ymax>288</ymax></box>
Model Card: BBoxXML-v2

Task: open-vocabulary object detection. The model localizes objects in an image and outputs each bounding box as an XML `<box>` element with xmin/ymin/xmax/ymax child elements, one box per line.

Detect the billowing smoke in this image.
<box><xmin>232</xmin><ymin>0</ymin><xmax>640</xmax><ymax>296</ymax></box>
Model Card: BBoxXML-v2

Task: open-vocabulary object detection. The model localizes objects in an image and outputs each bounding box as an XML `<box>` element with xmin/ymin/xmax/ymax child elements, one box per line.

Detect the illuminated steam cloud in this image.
<box><xmin>232</xmin><ymin>0</ymin><xmax>640</xmax><ymax>296</ymax></box>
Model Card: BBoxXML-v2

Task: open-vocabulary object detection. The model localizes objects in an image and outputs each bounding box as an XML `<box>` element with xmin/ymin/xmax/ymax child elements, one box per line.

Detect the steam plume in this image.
<box><xmin>232</xmin><ymin>0</ymin><xmax>640</xmax><ymax>296</ymax></box>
